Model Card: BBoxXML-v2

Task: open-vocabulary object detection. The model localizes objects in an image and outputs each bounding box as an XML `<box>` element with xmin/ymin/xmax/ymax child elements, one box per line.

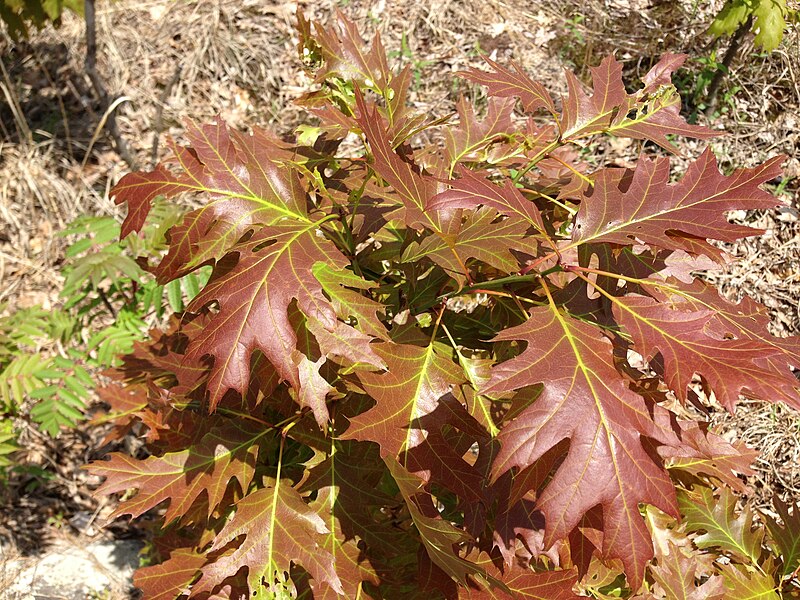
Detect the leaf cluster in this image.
<box><xmin>0</xmin><ymin>0</ymin><xmax>83</xmax><ymax>40</ymax></box>
<box><xmin>0</xmin><ymin>202</ymin><xmax>201</xmax><ymax>482</ymax></box>
<box><xmin>709</xmin><ymin>0</ymin><xmax>797</xmax><ymax>52</ymax></box>
<box><xmin>86</xmin><ymin>12</ymin><xmax>800</xmax><ymax>599</ymax></box>
<box><xmin>0</xmin><ymin>305</ymin><xmax>92</xmax><ymax>438</ymax></box>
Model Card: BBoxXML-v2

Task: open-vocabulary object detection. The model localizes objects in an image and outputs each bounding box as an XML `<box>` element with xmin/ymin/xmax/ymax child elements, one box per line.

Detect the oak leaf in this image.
<box><xmin>342</xmin><ymin>341</ymin><xmax>463</xmax><ymax>457</ymax></box>
<box><xmin>185</xmin><ymin>221</ymin><xmax>349</xmax><ymax>417</ymax></box>
<box><xmin>763</xmin><ymin>498</ymin><xmax>800</xmax><ymax>577</ymax></box>
<box><xmin>193</xmin><ymin>483</ymin><xmax>343</xmax><ymax>597</ymax></box>
<box><xmin>649</xmin><ymin>541</ymin><xmax>727</xmax><ymax>600</ymax></box>
<box><xmin>678</xmin><ymin>486</ymin><xmax>764</xmax><ymax>564</ymax></box>
<box><xmin>86</xmin><ymin>419</ymin><xmax>266</xmax><ymax>524</ymax></box>
<box><xmin>482</xmin><ymin>305</ymin><xmax>680</xmax><ymax>590</ymax></box>
<box><xmin>572</xmin><ymin>150</ymin><xmax>785</xmax><ymax>256</ymax></box>
<box><xmin>614</xmin><ymin>295</ymin><xmax>800</xmax><ymax>410</ymax></box>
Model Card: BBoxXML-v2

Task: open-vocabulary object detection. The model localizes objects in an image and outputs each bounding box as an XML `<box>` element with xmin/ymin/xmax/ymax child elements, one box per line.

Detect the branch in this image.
<box><xmin>83</xmin><ymin>0</ymin><xmax>137</xmax><ymax>169</ymax></box>
<box><xmin>704</xmin><ymin>15</ymin><xmax>752</xmax><ymax>118</ymax></box>
<box><xmin>150</xmin><ymin>62</ymin><xmax>182</xmax><ymax>167</ymax></box>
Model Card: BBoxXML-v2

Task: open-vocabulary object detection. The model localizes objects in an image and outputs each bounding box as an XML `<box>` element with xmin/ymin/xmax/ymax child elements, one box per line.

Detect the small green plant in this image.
<box><xmin>0</xmin><ymin>305</ymin><xmax>92</xmax><ymax>438</ymax></box>
<box><xmin>687</xmin><ymin>53</ymin><xmax>744</xmax><ymax>118</ymax></box>
<box><xmin>700</xmin><ymin>0</ymin><xmax>797</xmax><ymax>115</ymax></box>
<box><xmin>388</xmin><ymin>32</ymin><xmax>435</xmax><ymax>91</ymax></box>
<box><xmin>564</xmin><ymin>12</ymin><xmax>586</xmax><ymax>45</ymax></box>
<box><xmin>0</xmin><ymin>200</ymin><xmax>208</xmax><ymax>484</ymax></box>
<box><xmin>0</xmin><ymin>421</ymin><xmax>17</xmax><ymax>479</ymax></box>
<box><xmin>0</xmin><ymin>0</ymin><xmax>83</xmax><ymax>40</ymax></box>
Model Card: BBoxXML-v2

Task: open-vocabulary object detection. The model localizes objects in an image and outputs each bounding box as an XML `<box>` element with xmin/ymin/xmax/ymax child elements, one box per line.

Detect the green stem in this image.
<box><xmin>511</xmin><ymin>139</ymin><xmax>561</xmax><ymax>183</ymax></box>
<box><xmin>439</xmin><ymin>265</ymin><xmax>564</xmax><ymax>301</ymax></box>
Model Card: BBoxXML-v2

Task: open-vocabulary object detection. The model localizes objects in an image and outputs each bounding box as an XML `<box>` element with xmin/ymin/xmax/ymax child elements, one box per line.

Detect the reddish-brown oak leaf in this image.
<box><xmin>444</xmin><ymin>97</ymin><xmax>518</xmax><ymax>169</ymax></box>
<box><xmin>661</xmin><ymin>421</ymin><xmax>757</xmax><ymax>493</ymax></box>
<box><xmin>482</xmin><ymin>305</ymin><xmax>679</xmax><ymax>590</ymax></box>
<box><xmin>113</xmin><ymin>162</ymin><xmax>192</xmax><ymax>239</ymax></box>
<box><xmin>559</xmin><ymin>54</ymin><xmax>713</xmax><ymax>149</ymax></box>
<box><xmin>429</xmin><ymin>167</ymin><xmax>545</xmax><ymax>232</ymax></box>
<box><xmin>299</xmin><ymin>10</ymin><xmax>390</xmax><ymax>90</ymax></box>
<box><xmin>133</xmin><ymin>548</ymin><xmax>206</xmax><ymax>600</ymax></box>
<box><xmin>91</xmin><ymin>382</ymin><xmax>148</xmax><ymax>446</ymax></box>
<box><xmin>608</xmin><ymin>54</ymin><xmax>715</xmax><ymax>151</ymax></box>
<box><xmin>613</xmin><ymin>295</ymin><xmax>800</xmax><ymax>410</ymax></box>
<box><xmin>560</xmin><ymin>55</ymin><xmax>628</xmax><ymax>140</ymax></box>
<box><xmin>405</xmin><ymin>425</ymin><xmax>487</xmax><ymax>505</ymax></box>
<box><xmin>571</xmin><ymin>150</ymin><xmax>784</xmax><ymax>255</ymax></box>
<box><xmin>158</xmin><ymin>124</ymin><xmax>309</xmax><ymax>283</ymax></box>
<box><xmin>341</xmin><ymin>341</ymin><xmax>463</xmax><ymax>458</ymax></box>
<box><xmin>652</xmin><ymin>278</ymin><xmax>800</xmax><ymax>402</ymax></box>
<box><xmin>299</xmin><ymin>30</ymin><xmax>421</xmax><ymax>142</ymax></box>
<box><xmin>460</xmin><ymin>559</ymin><xmax>580</xmax><ymax>599</ymax></box>
<box><xmin>86</xmin><ymin>420</ymin><xmax>266</xmax><ymax>524</ymax></box>
<box><xmin>649</xmin><ymin>541</ymin><xmax>726</xmax><ymax>600</ymax></box>
<box><xmin>386</xmin><ymin>456</ymin><xmax>487</xmax><ymax>587</ymax></box>
<box><xmin>305</xmin><ymin>315</ymin><xmax>386</xmax><ymax>371</ymax></box>
<box><xmin>185</xmin><ymin>220</ymin><xmax>349</xmax><ymax>416</ymax></box>
<box><xmin>192</xmin><ymin>483</ymin><xmax>343</xmax><ymax>597</ymax></box>
<box><xmin>312</xmin><ymin>262</ymin><xmax>390</xmax><ymax>342</ymax></box>
<box><xmin>122</xmin><ymin>315</ymin><xmax>211</xmax><ymax>401</ymax></box>
<box><xmin>305</xmin><ymin>468</ymin><xmax>383</xmax><ymax>598</ymax></box>
<box><xmin>402</xmin><ymin>207</ymin><xmax>537</xmax><ymax>285</ymax></box>
<box><xmin>300</xmin><ymin>441</ymin><xmax>406</xmax><ymax>558</ymax></box>
<box><xmin>355</xmin><ymin>91</ymin><xmax>441</xmax><ymax>229</ymax></box>
<box><xmin>307</xmin><ymin>524</ymin><xmax>379</xmax><ymax>599</ymax></box>
<box><xmin>460</xmin><ymin>56</ymin><xmax>558</xmax><ymax>118</ymax></box>
<box><xmin>112</xmin><ymin>120</ymin><xmax>307</xmax><ymax>256</ymax></box>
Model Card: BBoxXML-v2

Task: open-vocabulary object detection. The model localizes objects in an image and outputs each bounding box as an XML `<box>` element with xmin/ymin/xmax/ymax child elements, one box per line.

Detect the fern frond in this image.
<box><xmin>0</xmin><ymin>353</ymin><xmax>50</xmax><ymax>410</ymax></box>
<box><xmin>88</xmin><ymin>326</ymin><xmax>142</xmax><ymax>367</ymax></box>
<box><xmin>28</xmin><ymin>356</ymin><xmax>91</xmax><ymax>436</ymax></box>
<box><xmin>0</xmin><ymin>421</ymin><xmax>19</xmax><ymax>472</ymax></box>
<box><xmin>29</xmin><ymin>386</ymin><xmax>86</xmax><ymax>437</ymax></box>
<box><xmin>0</xmin><ymin>306</ymin><xmax>53</xmax><ymax>356</ymax></box>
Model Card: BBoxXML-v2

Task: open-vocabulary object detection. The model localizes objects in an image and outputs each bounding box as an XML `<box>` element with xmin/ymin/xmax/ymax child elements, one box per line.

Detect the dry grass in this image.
<box><xmin>1</xmin><ymin>0</ymin><xmax>799</xmax><ymax>532</ymax></box>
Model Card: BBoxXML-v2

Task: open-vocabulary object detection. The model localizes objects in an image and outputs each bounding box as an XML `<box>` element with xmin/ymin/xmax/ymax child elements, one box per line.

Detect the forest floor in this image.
<box><xmin>1</xmin><ymin>0</ymin><xmax>799</xmax><ymax>597</ymax></box>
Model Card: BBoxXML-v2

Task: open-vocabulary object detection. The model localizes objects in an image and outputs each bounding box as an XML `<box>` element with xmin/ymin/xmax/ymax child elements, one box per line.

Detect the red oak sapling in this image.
<box><xmin>86</xmin><ymin>12</ymin><xmax>800</xmax><ymax>599</ymax></box>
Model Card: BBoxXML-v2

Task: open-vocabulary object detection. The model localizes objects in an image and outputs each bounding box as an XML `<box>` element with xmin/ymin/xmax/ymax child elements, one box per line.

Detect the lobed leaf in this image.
<box><xmin>385</xmin><ymin>456</ymin><xmax>487</xmax><ymax>587</ymax></box>
<box><xmin>184</xmin><ymin>220</ymin><xmax>349</xmax><ymax>416</ymax></box>
<box><xmin>342</xmin><ymin>341</ymin><xmax>463</xmax><ymax>458</ymax></box>
<box><xmin>460</xmin><ymin>57</ymin><xmax>558</xmax><ymax>118</ymax></box>
<box><xmin>482</xmin><ymin>304</ymin><xmax>680</xmax><ymax>590</ymax></box>
<box><xmin>193</xmin><ymin>482</ymin><xmax>343</xmax><ymax>597</ymax></box>
<box><xmin>443</xmin><ymin>97</ymin><xmax>519</xmax><ymax>170</ymax></box>
<box><xmin>649</xmin><ymin>541</ymin><xmax>727</xmax><ymax>600</ymax></box>
<box><xmin>402</xmin><ymin>207</ymin><xmax>538</xmax><ymax>286</ymax></box>
<box><xmin>613</xmin><ymin>295</ymin><xmax>800</xmax><ymax>410</ymax></box>
<box><xmin>720</xmin><ymin>561</ymin><xmax>780</xmax><ymax>599</ymax></box>
<box><xmin>133</xmin><ymin>548</ymin><xmax>206</xmax><ymax>600</ymax></box>
<box><xmin>572</xmin><ymin>150</ymin><xmax>785</xmax><ymax>257</ymax></box>
<box><xmin>763</xmin><ymin>498</ymin><xmax>800</xmax><ymax>577</ymax></box>
<box><xmin>678</xmin><ymin>486</ymin><xmax>764</xmax><ymax>564</ymax></box>
<box><xmin>86</xmin><ymin>419</ymin><xmax>267</xmax><ymax>523</ymax></box>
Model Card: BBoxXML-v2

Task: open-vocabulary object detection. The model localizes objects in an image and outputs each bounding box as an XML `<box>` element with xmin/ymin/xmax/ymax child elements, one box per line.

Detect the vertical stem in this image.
<box><xmin>84</xmin><ymin>0</ymin><xmax>137</xmax><ymax>169</ymax></box>
<box><xmin>704</xmin><ymin>15</ymin><xmax>752</xmax><ymax>117</ymax></box>
<box><xmin>150</xmin><ymin>62</ymin><xmax>182</xmax><ymax>167</ymax></box>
